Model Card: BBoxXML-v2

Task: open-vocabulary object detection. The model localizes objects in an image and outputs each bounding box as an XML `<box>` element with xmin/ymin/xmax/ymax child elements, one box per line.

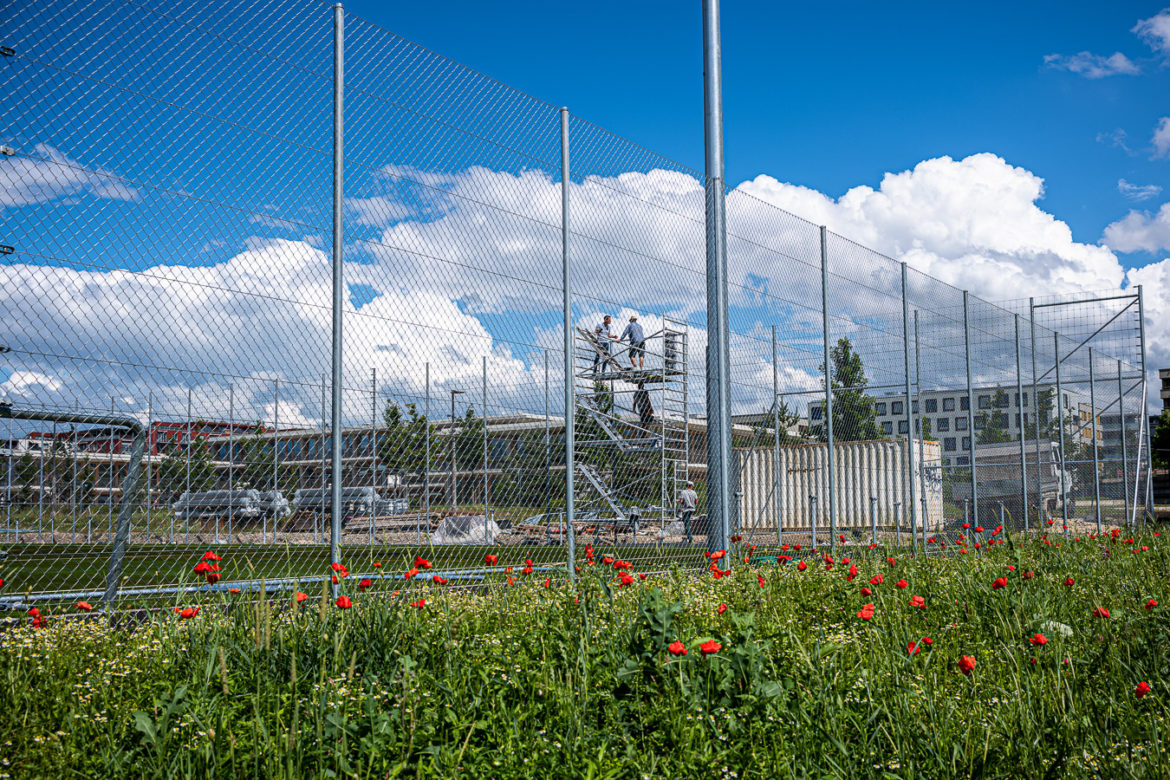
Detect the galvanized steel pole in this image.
<box><xmin>370</xmin><ymin>368</ymin><xmax>377</xmax><ymax>545</ymax></box>
<box><xmin>330</xmin><ymin>2</ymin><xmax>345</xmax><ymax>573</ymax></box>
<box><xmin>425</xmin><ymin>362</ymin><xmax>431</xmax><ymax>530</ymax></box>
<box><xmin>820</xmin><ymin>226</ymin><xmax>836</xmax><ymax>553</ymax></box>
<box><xmin>703</xmin><ymin>0</ymin><xmax>732</xmax><ymax>559</ymax></box>
<box><xmin>1118</xmin><ymin>360</ymin><xmax>1130</xmax><ymax>523</ymax></box>
<box><xmin>772</xmin><ymin>325</ymin><xmax>782</xmax><ymax>545</ymax></box>
<box><xmin>963</xmin><ymin>291</ymin><xmax>977</xmax><ymax>524</ymax></box>
<box><xmin>900</xmin><ymin>263</ymin><xmax>916</xmax><ymax>549</ymax></box>
<box><xmin>482</xmin><ymin>356</ymin><xmax>488</xmax><ymax>514</ymax></box>
<box><xmin>1137</xmin><ymin>285</ymin><xmax>1153</xmax><ymax>521</ymax></box>
<box><xmin>1015</xmin><ymin>315</ymin><xmax>1028</xmax><ymax>531</ymax></box>
<box><xmin>273</xmin><ymin>378</ymin><xmax>279</xmax><ymax>544</ymax></box>
<box><xmin>1054</xmin><ymin>332</ymin><xmax>1069</xmax><ymax>533</ymax></box>
<box><xmin>560</xmin><ymin>107</ymin><xmax>575</xmax><ymax>583</ymax></box>
<box><xmin>1089</xmin><ymin>348</ymin><xmax>1101</xmax><ymax>533</ymax></box>
<box><xmin>1029</xmin><ymin>299</ymin><xmax>1042</xmax><ymax>525</ymax></box>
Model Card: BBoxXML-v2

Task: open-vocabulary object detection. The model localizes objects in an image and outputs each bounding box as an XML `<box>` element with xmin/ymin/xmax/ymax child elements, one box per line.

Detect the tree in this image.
<box><xmin>817</xmin><ymin>337</ymin><xmax>881</xmax><ymax>442</ymax></box>
<box><xmin>154</xmin><ymin>437</ymin><xmax>217</xmax><ymax>499</ymax></box>
<box><xmin>750</xmin><ymin>399</ymin><xmax>804</xmax><ymax>446</ymax></box>
<box><xmin>1152</xmin><ymin>409</ymin><xmax>1170</xmax><ymax>470</ymax></box>
<box><xmin>921</xmin><ymin>416</ymin><xmax>936</xmax><ymax>442</ymax></box>
<box><xmin>377</xmin><ymin>401</ymin><xmax>435</xmax><ymax>486</ymax></box>
<box><xmin>976</xmin><ymin>389</ymin><xmax>1013</xmax><ymax>444</ymax></box>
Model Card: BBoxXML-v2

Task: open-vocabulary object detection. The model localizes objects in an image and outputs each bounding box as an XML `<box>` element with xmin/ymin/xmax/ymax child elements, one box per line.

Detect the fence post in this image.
<box><xmin>425</xmin><ymin>362</ymin><xmax>431</xmax><ymax>544</ymax></box>
<box><xmin>72</xmin><ymin>400</ymin><xmax>78</xmax><ymax>541</ymax></box>
<box><xmin>320</xmin><ymin>374</ymin><xmax>326</xmax><ymax>545</ymax></box>
<box><xmin>809</xmin><ymin>493</ymin><xmax>817</xmax><ymax>549</ymax></box>
<box><xmin>145</xmin><ymin>392</ymin><xmax>152</xmax><ymax>536</ymax></box>
<box><xmin>5</xmin><ymin>415</ymin><xmax>11</xmax><ymax>543</ymax></box>
<box><xmin>109</xmin><ymin>397</ymin><xmax>114</xmax><ymax>541</ymax></box>
<box><xmin>1054</xmin><ymin>332</ymin><xmax>1069</xmax><ymax>534</ymax></box>
<box><xmin>227</xmin><ymin>384</ymin><xmax>233</xmax><ymax>542</ymax></box>
<box><xmin>1118</xmin><ymin>360</ymin><xmax>1130</xmax><ymax>524</ymax></box>
<box><xmin>820</xmin><ymin>226</ymin><xmax>836</xmax><ymax>554</ymax></box>
<box><xmin>703</xmin><ymin>0</ymin><xmax>732</xmax><ymax>562</ymax></box>
<box><xmin>962</xmin><ymin>291</ymin><xmax>977</xmax><ymax>525</ymax></box>
<box><xmin>272</xmin><ymin>378</ymin><xmax>279</xmax><ymax>545</ymax></box>
<box><xmin>371</xmin><ymin>368</ymin><xmax>377</xmax><ymax>546</ymax></box>
<box><xmin>560</xmin><ymin>106</ymin><xmax>575</xmax><ymax>584</ymax></box>
<box><xmin>482</xmin><ymin>356</ymin><xmax>488</xmax><ymax>517</ymax></box>
<box><xmin>1029</xmin><ymin>299</ymin><xmax>1043</xmax><ymax>525</ymax></box>
<box><xmin>1015</xmin><ymin>314</ymin><xmax>1028</xmax><ymax>532</ymax></box>
<box><xmin>869</xmin><ymin>495</ymin><xmax>877</xmax><ymax>544</ymax></box>
<box><xmin>900</xmin><ymin>263</ymin><xmax>916</xmax><ymax>551</ymax></box>
<box><xmin>1137</xmin><ymin>285</ymin><xmax>1154</xmax><ymax>523</ymax></box>
<box><xmin>184</xmin><ymin>387</ymin><xmax>191</xmax><ymax>544</ymax></box>
<box><xmin>914</xmin><ymin>310</ymin><xmax>927</xmax><ymax>548</ymax></box>
<box><xmin>1089</xmin><ymin>348</ymin><xmax>1101</xmax><ymax>533</ymax></box>
<box><xmin>329</xmin><ymin>1</ymin><xmax>345</xmax><ymax>581</ymax></box>
<box><xmin>772</xmin><ymin>325</ymin><xmax>782</xmax><ymax>546</ymax></box>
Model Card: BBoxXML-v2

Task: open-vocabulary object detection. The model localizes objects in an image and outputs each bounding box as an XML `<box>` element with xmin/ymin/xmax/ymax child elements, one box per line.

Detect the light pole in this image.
<box><xmin>449</xmin><ymin>389</ymin><xmax>464</xmax><ymax>512</ymax></box>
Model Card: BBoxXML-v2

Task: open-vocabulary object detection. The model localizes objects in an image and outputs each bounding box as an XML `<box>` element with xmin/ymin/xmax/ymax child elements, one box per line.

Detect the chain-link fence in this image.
<box><xmin>0</xmin><ymin>0</ymin><xmax>1155</xmax><ymax>609</ymax></box>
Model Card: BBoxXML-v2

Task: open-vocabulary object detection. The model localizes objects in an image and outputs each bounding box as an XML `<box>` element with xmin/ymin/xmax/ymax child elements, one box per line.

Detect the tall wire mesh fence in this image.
<box><xmin>0</xmin><ymin>0</ymin><xmax>1155</xmax><ymax>609</ymax></box>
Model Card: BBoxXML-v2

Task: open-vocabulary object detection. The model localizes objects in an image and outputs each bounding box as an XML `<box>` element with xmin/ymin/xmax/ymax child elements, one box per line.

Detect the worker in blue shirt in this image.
<box><xmin>620</xmin><ymin>315</ymin><xmax>646</xmax><ymax>370</ymax></box>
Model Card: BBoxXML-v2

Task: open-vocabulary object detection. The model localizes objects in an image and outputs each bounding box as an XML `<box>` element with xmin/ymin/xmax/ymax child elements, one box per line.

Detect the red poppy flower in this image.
<box><xmin>295</xmin><ymin>591</ymin><xmax>308</xmax><ymax>603</ymax></box>
<box><xmin>358</xmin><ymin>578</ymin><xmax>372</xmax><ymax>590</ymax></box>
<box><xmin>922</xmin><ymin>637</ymin><xmax>933</xmax><ymax>645</ymax></box>
<box><xmin>335</xmin><ymin>596</ymin><xmax>352</xmax><ymax>609</ymax></box>
<box><xmin>411</xmin><ymin>599</ymin><xmax>426</xmax><ymax>608</ymax></box>
<box><xmin>962</xmin><ymin>522</ymin><xmax>971</xmax><ymax>530</ymax></box>
<box><xmin>229</xmin><ymin>588</ymin><xmax>241</xmax><ymax>595</ymax></box>
<box><xmin>75</xmin><ymin>601</ymin><xmax>93</xmax><ymax>612</ymax></box>
<box><xmin>405</xmin><ymin>567</ymin><xmax>419</xmax><ymax>580</ymax></box>
<box><xmin>797</xmin><ymin>560</ymin><xmax>807</xmax><ymax>571</ymax></box>
<box><xmin>543</xmin><ymin>578</ymin><xmax>552</xmax><ymax>588</ymax></box>
<box><xmin>179</xmin><ymin>606</ymin><xmax>200</xmax><ymax>619</ymax></box>
<box><xmin>907</xmin><ymin>641</ymin><xmax>921</xmax><ymax>656</ymax></box>
<box><xmin>847</xmin><ymin>564</ymin><xmax>859</xmax><ymax>581</ymax></box>
<box><xmin>869</xmin><ymin>574</ymin><xmax>884</xmax><ymax>586</ymax></box>
<box><xmin>700</xmin><ymin>640</ymin><xmax>722</xmax><ymax>655</ymax></box>
<box><xmin>506</xmin><ymin>576</ymin><xmax>515</xmax><ymax>586</ymax></box>
<box><xmin>794</xmin><ymin>544</ymin><xmax>801</xmax><ymax>550</ymax></box>
<box><xmin>1028</xmin><ymin>633</ymin><xmax>1047</xmax><ymax>646</ymax></box>
<box><xmin>1064</xmin><ymin>577</ymin><xmax>1075</xmax><ymax>587</ymax></box>
<box><xmin>668</xmin><ymin>640</ymin><xmax>688</xmax><ymax>656</ymax></box>
<box><xmin>522</xmin><ymin>566</ymin><xmax>534</xmax><ymax>576</ymax></box>
<box><xmin>887</xmin><ymin>557</ymin><xmax>896</xmax><ymax>567</ymax></box>
<box><xmin>958</xmin><ymin>655</ymin><xmax>976</xmax><ymax>676</ymax></box>
<box><xmin>909</xmin><ymin>595</ymin><xmax>925</xmax><ymax>609</ymax></box>
<box><xmin>992</xmin><ymin>577</ymin><xmax>1007</xmax><ymax>590</ymax></box>
<box><xmin>1136</xmin><ymin>681</ymin><xmax>1151</xmax><ymax>699</ymax></box>
<box><xmin>710</xmin><ymin>550</ymin><xmax>727</xmax><ymax>561</ymax></box>
<box><xmin>193</xmin><ymin>562</ymin><xmax>212</xmax><ymax>574</ymax></box>
<box><xmin>730</xmin><ymin>534</ymin><xmax>742</xmax><ymax>543</ymax></box>
<box><xmin>0</xmin><ymin>578</ymin><xmax>5</xmax><ymax>590</ymax></box>
<box><xmin>484</xmin><ymin>554</ymin><xmax>498</xmax><ymax>566</ymax></box>
<box><xmin>718</xmin><ymin>603</ymin><xmax>728</xmax><ymax>615</ymax></box>
<box><xmin>331</xmin><ymin>562</ymin><xmax>345</xmax><ymax>573</ymax></box>
<box><xmin>973</xmin><ymin>526</ymin><xmax>984</xmax><ymax>533</ymax></box>
<box><xmin>1005</xmin><ymin>564</ymin><xmax>1015</xmax><ymax>571</ymax></box>
<box><xmin>639</xmin><ymin>573</ymin><xmax>648</xmax><ymax>580</ymax></box>
<box><xmin>1146</xmin><ymin>599</ymin><xmax>1158</xmax><ymax>610</ymax></box>
<box><xmin>1022</xmin><ymin>571</ymin><xmax>1034</xmax><ymax>580</ymax></box>
<box><xmin>1092</xmin><ymin>607</ymin><xmax>1110</xmax><ymax>619</ymax></box>
<box><xmin>780</xmin><ymin>544</ymin><xmax>790</xmax><ymax>551</ymax></box>
<box><xmin>896</xmin><ymin>579</ymin><xmax>908</xmax><ymax>590</ymax></box>
<box><xmin>331</xmin><ymin>575</ymin><xmax>339</xmax><ymax>585</ymax></box>
<box><xmin>414</xmin><ymin>556</ymin><xmax>432</xmax><ymax>570</ymax></box>
<box><xmin>861</xmin><ymin>586</ymin><xmax>872</xmax><ymax>596</ymax></box>
<box><xmin>757</xmin><ymin>574</ymin><xmax>766</xmax><ymax>588</ymax></box>
<box><xmin>856</xmin><ymin>603</ymin><xmax>876</xmax><ymax>621</ymax></box>
<box><xmin>373</xmin><ymin>562</ymin><xmax>382</xmax><ymax>568</ymax></box>
<box><xmin>27</xmin><ymin>607</ymin><xmax>41</xmax><ymax>617</ymax></box>
<box><xmin>205</xmin><ymin>572</ymin><xmax>221</xmax><ymax>585</ymax></box>
<box><xmin>201</xmin><ymin>551</ymin><xmax>222</xmax><ymax>561</ymax></box>
<box><xmin>601</xmin><ymin>555</ymin><xmax>615</xmax><ymax>565</ymax></box>
<box><xmin>433</xmin><ymin>576</ymin><xmax>449</xmax><ymax>585</ymax></box>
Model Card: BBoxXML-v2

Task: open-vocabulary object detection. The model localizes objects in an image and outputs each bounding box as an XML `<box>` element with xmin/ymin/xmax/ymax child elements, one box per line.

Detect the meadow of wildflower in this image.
<box><xmin>0</xmin><ymin>526</ymin><xmax>1166</xmax><ymax>778</ymax></box>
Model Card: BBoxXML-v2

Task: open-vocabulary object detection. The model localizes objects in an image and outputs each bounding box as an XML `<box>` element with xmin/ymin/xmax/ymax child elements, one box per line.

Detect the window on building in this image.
<box><xmin>926</xmin><ymin>398</ymin><xmax>938</xmax><ymax>413</ymax></box>
<box><xmin>962</xmin><ymin>436</ymin><xmax>971</xmax><ymax>450</ymax></box>
<box><xmin>943</xmin><ymin>458</ymin><xmax>952</xmax><ymax>467</ymax></box>
<box><xmin>937</xmin><ymin>418</ymin><xmax>950</xmax><ymax>432</ymax></box>
<box><xmin>956</xmin><ymin>456</ymin><xmax>970</xmax><ymax>466</ymax></box>
<box><xmin>892</xmin><ymin>401</ymin><xmax>904</xmax><ymax>415</ymax></box>
<box><xmin>881</xmin><ymin>421</ymin><xmax>893</xmax><ymax>435</ymax></box>
<box><xmin>1063</xmin><ymin>393</ymin><xmax>1070</xmax><ymax>409</ymax></box>
<box><xmin>978</xmin><ymin>395</ymin><xmax>991</xmax><ymax>409</ymax></box>
<box><xmin>993</xmin><ymin>412</ymin><xmax>1007</xmax><ymax>428</ymax></box>
<box><xmin>955</xmin><ymin>417</ymin><xmax>968</xmax><ymax>431</ymax></box>
<box><xmin>944</xmin><ymin>437</ymin><xmax>956</xmax><ymax>452</ymax></box>
<box><xmin>876</xmin><ymin>402</ymin><xmax>887</xmax><ymax>416</ymax></box>
<box><xmin>960</xmin><ymin>396</ymin><xmax>970</xmax><ymax>411</ymax></box>
<box><xmin>942</xmin><ymin>397</ymin><xmax>955</xmax><ymax>412</ymax></box>
<box><xmin>912</xmin><ymin>400</ymin><xmax>919</xmax><ymax>414</ymax></box>
<box><xmin>974</xmin><ymin>417</ymin><xmax>985</xmax><ymax>430</ymax></box>
<box><xmin>898</xmin><ymin>420</ymin><xmax>909</xmax><ymax>434</ymax></box>
<box><xmin>810</xmin><ymin>406</ymin><xmax>823</xmax><ymax>420</ymax></box>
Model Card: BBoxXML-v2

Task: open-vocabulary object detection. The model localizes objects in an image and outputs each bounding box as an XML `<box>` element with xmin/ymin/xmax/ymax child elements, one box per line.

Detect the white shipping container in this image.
<box><xmin>735</xmin><ymin>439</ymin><xmax>943</xmax><ymax>533</ymax></box>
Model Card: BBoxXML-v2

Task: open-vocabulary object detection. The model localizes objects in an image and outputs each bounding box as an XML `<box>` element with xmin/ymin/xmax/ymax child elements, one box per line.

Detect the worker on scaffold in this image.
<box><xmin>593</xmin><ymin>314</ymin><xmax>617</xmax><ymax>376</ymax></box>
<box><xmin>620</xmin><ymin>314</ymin><xmax>645</xmax><ymax>370</ymax></box>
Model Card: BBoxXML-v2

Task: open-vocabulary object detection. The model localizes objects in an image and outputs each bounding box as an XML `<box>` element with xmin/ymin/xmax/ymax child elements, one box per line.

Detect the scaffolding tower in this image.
<box><xmin>573</xmin><ymin>317</ymin><xmax>689</xmax><ymax>537</ymax></box>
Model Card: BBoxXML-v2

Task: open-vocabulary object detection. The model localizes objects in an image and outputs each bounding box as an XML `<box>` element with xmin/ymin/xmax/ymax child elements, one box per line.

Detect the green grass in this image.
<box><xmin>0</xmin><ymin>528</ymin><xmax>1166</xmax><ymax>777</ymax></box>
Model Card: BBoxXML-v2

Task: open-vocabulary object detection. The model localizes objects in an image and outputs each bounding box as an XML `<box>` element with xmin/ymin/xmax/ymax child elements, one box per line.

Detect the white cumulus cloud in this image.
<box><xmin>1152</xmin><ymin>117</ymin><xmax>1170</xmax><ymax>159</ymax></box>
<box><xmin>1133</xmin><ymin>7</ymin><xmax>1170</xmax><ymax>56</ymax></box>
<box><xmin>1118</xmin><ymin>179</ymin><xmax>1163</xmax><ymax>201</ymax></box>
<box><xmin>1043</xmin><ymin>51</ymin><xmax>1140</xmax><ymax>78</ymax></box>
<box><xmin>1103</xmin><ymin>203</ymin><xmax>1170</xmax><ymax>253</ymax></box>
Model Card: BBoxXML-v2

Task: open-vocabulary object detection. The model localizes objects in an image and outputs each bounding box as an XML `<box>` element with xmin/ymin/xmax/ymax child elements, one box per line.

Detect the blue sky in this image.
<box><xmin>356</xmin><ymin>0</ymin><xmax>1169</xmax><ymax>272</ymax></box>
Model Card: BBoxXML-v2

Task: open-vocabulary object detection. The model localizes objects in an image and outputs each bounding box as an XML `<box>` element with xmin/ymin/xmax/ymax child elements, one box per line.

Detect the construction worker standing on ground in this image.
<box><xmin>620</xmin><ymin>314</ymin><xmax>645</xmax><ymax>370</ymax></box>
<box><xmin>678</xmin><ymin>480</ymin><xmax>698</xmax><ymax>544</ymax></box>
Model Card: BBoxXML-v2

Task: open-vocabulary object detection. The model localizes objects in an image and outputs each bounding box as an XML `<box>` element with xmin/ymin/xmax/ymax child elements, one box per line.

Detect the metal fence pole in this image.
<box><xmin>772</xmin><ymin>325</ymin><xmax>782</xmax><ymax>546</ymax></box>
<box><xmin>1137</xmin><ymin>285</ymin><xmax>1154</xmax><ymax>522</ymax></box>
<box><xmin>962</xmin><ymin>291</ymin><xmax>977</xmax><ymax>525</ymax></box>
<box><xmin>320</xmin><ymin>374</ymin><xmax>326</xmax><ymax>545</ymax></box>
<box><xmin>37</xmin><ymin>421</ymin><xmax>44</xmax><ymax>542</ymax></box>
<box><xmin>1029</xmin><ymin>299</ymin><xmax>1042</xmax><ymax>525</ymax></box>
<box><xmin>820</xmin><ymin>226</ymin><xmax>836</xmax><ymax>554</ymax></box>
<box><xmin>900</xmin><ymin>263</ymin><xmax>916</xmax><ymax>550</ymax></box>
<box><xmin>482</xmin><ymin>356</ymin><xmax>488</xmax><ymax>515</ymax></box>
<box><xmin>704</xmin><ymin>0</ymin><xmax>732</xmax><ymax>560</ymax></box>
<box><xmin>560</xmin><ymin>106</ymin><xmax>576</xmax><ymax>583</ymax></box>
<box><xmin>49</xmin><ymin>421</ymin><xmax>55</xmax><ymax>542</ymax></box>
<box><xmin>1118</xmin><ymin>359</ymin><xmax>1130</xmax><ymax>524</ymax></box>
<box><xmin>330</xmin><ymin>1</ymin><xmax>345</xmax><ymax>580</ymax></box>
<box><xmin>425</xmin><ymin>362</ymin><xmax>431</xmax><ymax>543</ymax></box>
<box><xmin>809</xmin><ymin>493</ymin><xmax>817</xmax><ymax>549</ymax></box>
<box><xmin>1054</xmin><ymin>332</ymin><xmax>1069</xmax><ymax>533</ymax></box>
<box><xmin>5</xmin><ymin>416</ymin><xmax>11</xmax><ymax>542</ymax></box>
<box><xmin>1015</xmin><ymin>314</ymin><xmax>1028</xmax><ymax>532</ymax></box>
<box><xmin>71</xmin><ymin>400</ymin><xmax>78</xmax><ymax>541</ymax></box>
<box><xmin>870</xmin><ymin>495</ymin><xmax>877</xmax><ymax>544</ymax></box>
<box><xmin>272</xmin><ymin>378</ymin><xmax>279</xmax><ymax>544</ymax></box>
<box><xmin>914</xmin><ymin>310</ymin><xmax>926</xmax><ymax>547</ymax></box>
<box><xmin>227</xmin><ymin>384</ymin><xmax>233</xmax><ymax>542</ymax></box>
<box><xmin>145</xmin><ymin>391</ymin><xmax>152</xmax><ymax>536</ymax></box>
<box><xmin>370</xmin><ymin>368</ymin><xmax>376</xmax><ymax>546</ymax></box>
<box><xmin>185</xmin><ymin>387</ymin><xmax>191</xmax><ymax>544</ymax></box>
<box><xmin>108</xmin><ymin>397</ymin><xmax>114</xmax><ymax>541</ymax></box>
<box><xmin>1089</xmin><ymin>348</ymin><xmax>1102</xmax><ymax>533</ymax></box>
